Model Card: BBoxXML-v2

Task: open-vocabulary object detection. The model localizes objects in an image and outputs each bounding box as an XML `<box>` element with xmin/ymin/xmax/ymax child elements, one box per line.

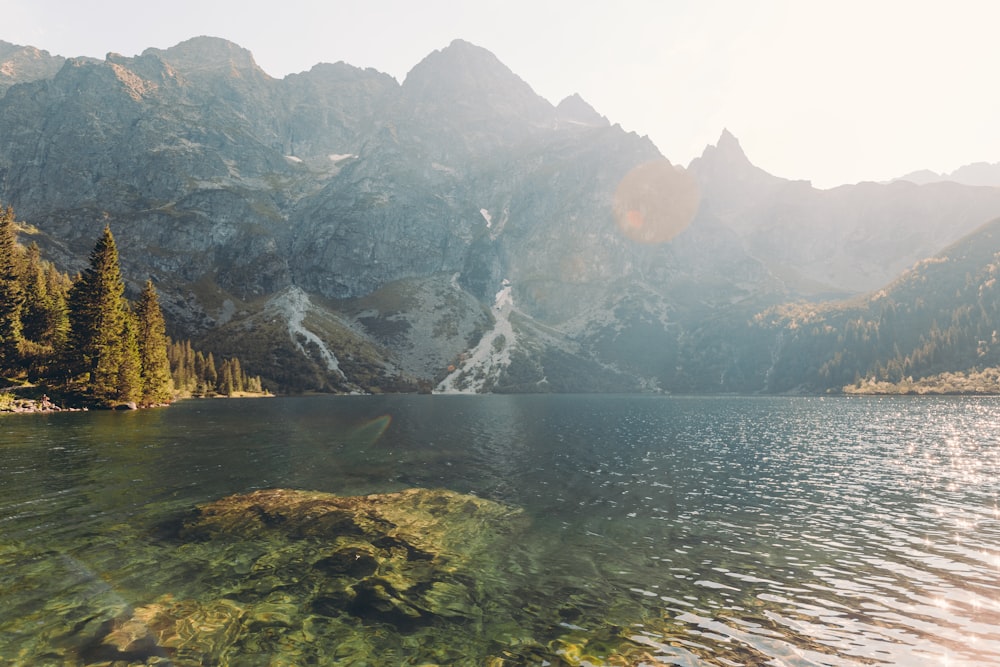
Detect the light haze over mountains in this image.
<box><xmin>6</xmin><ymin>0</ymin><xmax>1000</xmax><ymax>189</ymax></box>
<box><xmin>894</xmin><ymin>163</ymin><xmax>1000</xmax><ymax>188</ymax></box>
<box><xmin>1</xmin><ymin>36</ymin><xmax>999</xmax><ymax>394</ymax></box>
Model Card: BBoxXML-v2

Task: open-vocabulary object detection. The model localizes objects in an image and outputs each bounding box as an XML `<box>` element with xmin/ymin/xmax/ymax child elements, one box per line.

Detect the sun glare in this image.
<box><xmin>613</xmin><ymin>159</ymin><xmax>700</xmax><ymax>244</ymax></box>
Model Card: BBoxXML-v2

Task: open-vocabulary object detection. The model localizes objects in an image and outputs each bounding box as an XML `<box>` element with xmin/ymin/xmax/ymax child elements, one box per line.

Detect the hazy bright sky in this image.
<box><xmin>5</xmin><ymin>0</ymin><xmax>998</xmax><ymax>188</ymax></box>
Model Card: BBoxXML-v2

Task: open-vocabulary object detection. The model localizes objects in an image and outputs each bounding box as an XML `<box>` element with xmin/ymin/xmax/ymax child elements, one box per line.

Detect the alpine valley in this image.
<box><xmin>3</xmin><ymin>36</ymin><xmax>1000</xmax><ymax>394</ymax></box>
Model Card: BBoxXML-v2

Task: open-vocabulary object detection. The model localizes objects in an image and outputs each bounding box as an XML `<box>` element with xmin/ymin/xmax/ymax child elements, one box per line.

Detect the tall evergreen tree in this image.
<box><xmin>180</xmin><ymin>340</ymin><xmax>195</xmax><ymax>393</ymax></box>
<box><xmin>42</xmin><ymin>262</ymin><xmax>71</xmax><ymax>351</ymax></box>
<box><xmin>66</xmin><ymin>226</ymin><xmax>134</xmax><ymax>405</ymax></box>
<box><xmin>0</xmin><ymin>205</ymin><xmax>24</xmax><ymax>370</ymax></box>
<box><xmin>204</xmin><ymin>352</ymin><xmax>218</xmax><ymax>390</ymax></box>
<box><xmin>169</xmin><ymin>340</ymin><xmax>189</xmax><ymax>393</ymax></box>
<box><xmin>135</xmin><ymin>279</ymin><xmax>173</xmax><ymax>405</ymax></box>
<box><xmin>20</xmin><ymin>243</ymin><xmax>49</xmax><ymax>343</ymax></box>
<box><xmin>219</xmin><ymin>359</ymin><xmax>235</xmax><ymax>396</ymax></box>
<box><xmin>231</xmin><ymin>357</ymin><xmax>245</xmax><ymax>393</ymax></box>
<box><xmin>117</xmin><ymin>306</ymin><xmax>142</xmax><ymax>404</ymax></box>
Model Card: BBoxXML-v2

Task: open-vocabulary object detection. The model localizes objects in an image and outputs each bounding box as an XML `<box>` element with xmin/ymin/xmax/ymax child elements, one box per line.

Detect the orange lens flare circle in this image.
<box><xmin>614</xmin><ymin>159</ymin><xmax>700</xmax><ymax>244</ymax></box>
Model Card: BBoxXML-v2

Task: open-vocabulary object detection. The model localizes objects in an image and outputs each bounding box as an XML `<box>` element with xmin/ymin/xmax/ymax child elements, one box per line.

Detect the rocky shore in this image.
<box><xmin>0</xmin><ymin>388</ymin><xmax>265</xmax><ymax>414</ymax></box>
<box><xmin>0</xmin><ymin>394</ymin><xmax>88</xmax><ymax>413</ymax></box>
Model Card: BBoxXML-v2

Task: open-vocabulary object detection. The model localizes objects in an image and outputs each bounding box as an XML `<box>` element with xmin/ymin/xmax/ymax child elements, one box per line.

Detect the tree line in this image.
<box><xmin>0</xmin><ymin>205</ymin><xmax>264</xmax><ymax>407</ymax></box>
<box><xmin>168</xmin><ymin>339</ymin><xmax>264</xmax><ymax>397</ymax></box>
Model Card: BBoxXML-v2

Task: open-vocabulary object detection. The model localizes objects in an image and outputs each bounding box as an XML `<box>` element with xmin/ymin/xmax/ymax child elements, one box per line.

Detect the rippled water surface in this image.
<box><xmin>2</xmin><ymin>395</ymin><xmax>1000</xmax><ymax>665</ymax></box>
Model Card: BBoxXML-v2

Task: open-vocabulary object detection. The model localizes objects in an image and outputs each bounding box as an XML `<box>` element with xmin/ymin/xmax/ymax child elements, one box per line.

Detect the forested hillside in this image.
<box><xmin>756</xmin><ymin>217</ymin><xmax>1000</xmax><ymax>393</ymax></box>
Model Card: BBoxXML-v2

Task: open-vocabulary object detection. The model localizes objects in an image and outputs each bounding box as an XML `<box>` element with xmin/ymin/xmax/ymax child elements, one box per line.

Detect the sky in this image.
<box><xmin>5</xmin><ymin>0</ymin><xmax>998</xmax><ymax>189</ymax></box>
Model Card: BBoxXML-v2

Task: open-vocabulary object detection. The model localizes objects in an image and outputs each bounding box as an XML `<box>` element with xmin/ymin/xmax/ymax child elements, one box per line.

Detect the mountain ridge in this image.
<box><xmin>894</xmin><ymin>161</ymin><xmax>1000</xmax><ymax>187</ymax></box>
<box><xmin>2</xmin><ymin>37</ymin><xmax>1000</xmax><ymax>393</ymax></box>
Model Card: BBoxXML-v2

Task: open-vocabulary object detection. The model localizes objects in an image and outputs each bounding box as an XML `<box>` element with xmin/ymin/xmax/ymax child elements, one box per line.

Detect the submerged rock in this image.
<box><xmin>3</xmin><ymin>486</ymin><xmax>809</xmax><ymax>666</ymax></box>
<box><xmin>83</xmin><ymin>487</ymin><xmax>528</xmax><ymax>664</ymax></box>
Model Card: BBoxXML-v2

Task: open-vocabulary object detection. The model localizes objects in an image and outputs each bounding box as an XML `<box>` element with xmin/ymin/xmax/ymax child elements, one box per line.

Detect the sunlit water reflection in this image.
<box><xmin>2</xmin><ymin>395</ymin><xmax>999</xmax><ymax>665</ymax></box>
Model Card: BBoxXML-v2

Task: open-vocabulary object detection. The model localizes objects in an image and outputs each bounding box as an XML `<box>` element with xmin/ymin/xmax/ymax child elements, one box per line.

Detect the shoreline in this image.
<box><xmin>0</xmin><ymin>396</ymin><xmax>87</xmax><ymax>414</ymax></box>
<box><xmin>1</xmin><ymin>392</ymin><xmax>273</xmax><ymax>415</ymax></box>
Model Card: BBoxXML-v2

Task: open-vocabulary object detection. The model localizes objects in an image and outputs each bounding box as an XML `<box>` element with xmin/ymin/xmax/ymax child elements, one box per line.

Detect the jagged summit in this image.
<box><xmin>0</xmin><ymin>40</ymin><xmax>60</xmax><ymax>61</ymax></box>
<box><xmin>403</xmin><ymin>38</ymin><xmax>534</xmax><ymax>97</ymax></box>
<box><xmin>142</xmin><ymin>36</ymin><xmax>266</xmax><ymax>77</ymax></box>
<box><xmin>688</xmin><ymin>129</ymin><xmax>785</xmax><ymax>190</ymax></box>
<box><xmin>399</xmin><ymin>38</ymin><xmax>554</xmax><ymax>143</ymax></box>
<box><xmin>0</xmin><ymin>41</ymin><xmax>65</xmax><ymax>94</ymax></box>
<box><xmin>696</xmin><ymin>129</ymin><xmax>753</xmax><ymax>168</ymax></box>
<box><xmin>716</xmin><ymin>128</ymin><xmax>740</xmax><ymax>151</ymax></box>
<box><xmin>555</xmin><ymin>93</ymin><xmax>609</xmax><ymax>127</ymax></box>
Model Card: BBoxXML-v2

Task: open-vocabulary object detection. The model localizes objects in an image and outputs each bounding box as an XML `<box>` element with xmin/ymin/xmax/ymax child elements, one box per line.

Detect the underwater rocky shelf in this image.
<box><xmin>4</xmin><ymin>486</ymin><xmax>832</xmax><ymax>666</ymax></box>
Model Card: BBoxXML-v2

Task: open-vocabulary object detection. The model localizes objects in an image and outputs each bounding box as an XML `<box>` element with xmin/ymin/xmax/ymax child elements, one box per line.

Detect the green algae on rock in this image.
<box><xmin>82</xmin><ymin>487</ymin><xmax>529</xmax><ymax>665</ymax></box>
<box><xmin>3</xmin><ymin>485</ymin><xmax>847</xmax><ymax>666</ymax></box>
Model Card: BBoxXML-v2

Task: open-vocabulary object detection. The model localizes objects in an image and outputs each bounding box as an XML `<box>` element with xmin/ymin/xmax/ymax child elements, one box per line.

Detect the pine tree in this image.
<box><xmin>194</xmin><ymin>351</ymin><xmax>207</xmax><ymax>394</ymax></box>
<box><xmin>20</xmin><ymin>243</ymin><xmax>49</xmax><ymax>343</ymax></box>
<box><xmin>219</xmin><ymin>359</ymin><xmax>235</xmax><ymax>396</ymax></box>
<box><xmin>66</xmin><ymin>226</ymin><xmax>134</xmax><ymax>405</ymax></box>
<box><xmin>116</xmin><ymin>306</ymin><xmax>142</xmax><ymax>404</ymax></box>
<box><xmin>204</xmin><ymin>352</ymin><xmax>218</xmax><ymax>393</ymax></box>
<box><xmin>169</xmin><ymin>339</ymin><xmax>188</xmax><ymax>393</ymax></box>
<box><xmin>231</xmin><ymin>357</ymin><xmax>245</xmax><ymax>393</ymax></box>
<box><xmin>135</xmin><ymin>280</ymin><xmax>173</xmax><ymax>405</ymax></box>
<box><xmin>0</xmin><ymin>205</ymin><xmax>24</xmax><ymax>371</ymax></box>
<box><xmin>17</xmin><ymin>243</ymin><xmax>70</xmax><ymax>360</ymax></box>
<box><xmin>43</xmin><ymin>263</ymin><xmax>71</xmax><ymax>351</ymax></box>
<box><xmin>182</xmin><ymin>340</ymin><xmax>195</xmax><ymax>393</ymax></box>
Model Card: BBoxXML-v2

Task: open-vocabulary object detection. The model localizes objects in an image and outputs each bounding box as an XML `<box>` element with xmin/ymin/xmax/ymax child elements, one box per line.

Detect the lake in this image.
<box><xmin>1</xmin><ymin>394</ymin><xmax>999</xmax><ymax>666</ymax></box>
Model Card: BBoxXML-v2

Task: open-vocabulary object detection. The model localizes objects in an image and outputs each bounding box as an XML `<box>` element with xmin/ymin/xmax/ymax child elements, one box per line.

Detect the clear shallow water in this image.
<box><xmin>2</xmin><ymin>394</ymin><xmax>1000</xmax><ymax>665</ymax></box>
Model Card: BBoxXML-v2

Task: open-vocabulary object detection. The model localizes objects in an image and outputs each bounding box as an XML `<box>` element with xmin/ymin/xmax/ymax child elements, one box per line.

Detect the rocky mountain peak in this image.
<box><xmin>0</xmin><ymin>41</ymin><xmax>65</xmax><ymax>94</ymax></box>
<box><xmin>142</xmin><ymin>36</ymin><xmax>268</xmax><ymax>78</ymax></box>
<box><xmin>555</xmin><ymin>93</ymin><xmax>609</xmax><ymax>127</ymax></box>
<box><xmin>696</xmin><ymin>129</ymin><xmax>752</xmax><ymax>170</ymax></box>
<box><xmin>403</xmin><ymin>39</ymin><xmax>511</xmax><ymax>88</ymax></box>
<box><xmin>687</xmin><ymin>129</ymin><xmax>785</xmax><ymax>192</ymax></box>
<box><xmin>400</xmin><ymin>38</ymin><xmax>552</xmax><ymax>129</ymax></box>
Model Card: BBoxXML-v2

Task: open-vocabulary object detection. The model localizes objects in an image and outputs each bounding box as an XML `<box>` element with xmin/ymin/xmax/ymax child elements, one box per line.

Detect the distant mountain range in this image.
<box><xmin>2</xmin><ymin>36</ymin><xmax>999</xmax><ymax>393</ymax></box>
<box><xmin>893</xmin><ymin>163</ymin><xmax>1000</xmax><ymax>187</ymax></box>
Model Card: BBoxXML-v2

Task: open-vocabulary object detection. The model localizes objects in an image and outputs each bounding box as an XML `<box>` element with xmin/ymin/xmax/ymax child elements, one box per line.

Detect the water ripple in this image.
<box><xmin>2</xmin><ymin>395</ymin><xmax>1000</xmax><ymax>665</ymax></box>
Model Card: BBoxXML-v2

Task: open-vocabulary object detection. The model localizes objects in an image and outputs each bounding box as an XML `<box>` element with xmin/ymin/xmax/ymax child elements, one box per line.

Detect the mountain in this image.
<box><xmin>555</xmin><ymin>93</ymin><xmax>610</xmax><ymax>128</ymax></box>
<box><xmin>752</xmin><ymin>215</ymin><xmax>1000</xmax><ymax>393</ymax></box>
<box><xmin>0</xmin><ymin>41</ymin><xmax>65</xmax><ymax>95</ymax></box>
<box><xmin>2</xmin><ymin>36</ymin><xmax>1000</xmax><ymax>394</ymax></box>
<box><xmin>689</xmin><ymin>132</ymin><xmax>1000</xmax><ymax>294</ymax></box>
<box><xmin>895</xmin><ymin>162</ymin><xmax>1000</xmax><ymax>187</ymax></box>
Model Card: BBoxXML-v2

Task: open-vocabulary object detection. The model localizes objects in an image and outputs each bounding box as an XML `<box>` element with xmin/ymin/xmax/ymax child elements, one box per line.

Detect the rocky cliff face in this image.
<box><xmin>2</xmin><ymin>36</ymin><xmax>999</xmax><ymax>393</ymax></box>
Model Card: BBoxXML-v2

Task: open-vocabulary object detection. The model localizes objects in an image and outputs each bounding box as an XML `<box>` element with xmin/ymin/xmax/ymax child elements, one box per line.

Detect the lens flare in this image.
<box><xmin>345</xmin><ymin>414</ymin><xmax>392</xmax><ymax>447</ymax></box>
<box><xmin>613</xmin><ymin>159</ymin><xmax>700</xmax><ymax>244</ymax></box>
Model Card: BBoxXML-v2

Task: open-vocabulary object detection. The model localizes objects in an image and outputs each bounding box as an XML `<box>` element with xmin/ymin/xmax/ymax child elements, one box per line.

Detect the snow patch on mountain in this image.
<box><xmin>489</xmin><ymin>206</ymin><xmax>510</xmax><ymax>239</ymax></box>
<box><xmin>271</xmin><ymin>286</ymin><xmax>345</xmax><ymax>378</ymax></box>
<box><xmin>435</xmin><ymin>279</ymin><xmax>516</xmax><ymax>393</ymax></box>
